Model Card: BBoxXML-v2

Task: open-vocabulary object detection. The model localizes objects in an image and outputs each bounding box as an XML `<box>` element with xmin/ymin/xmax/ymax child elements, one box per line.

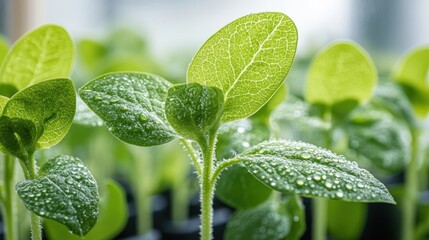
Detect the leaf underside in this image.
<box><xmin>238</xmin><ymin>140</ymin><xmax>395</xmax><ymax>203</ymax></box>
<box><xmin>16</xmin><ymin>155</ymin><xmax>99</xmax><ymax>236</ymax></box>
<box><xmin>188</xmin><ymin>12</ymin><xmax>298</xmax><ymax>122</ymax></box>
<box><xmin>79</xmin><ymin>72</ymin><xmax>176</xmax><ymax>146</ymax></box>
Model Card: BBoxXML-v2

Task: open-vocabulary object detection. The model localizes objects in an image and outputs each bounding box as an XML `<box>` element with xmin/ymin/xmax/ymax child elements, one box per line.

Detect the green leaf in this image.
<box><xmin>225</xmin><ymin>200</ymin><xmax>290</xmax><ymax>240</ymax></box>
<box><xmin>394</xmin><ymin>47</ymin><xmax>429</xmax><ymax>116</ymax></box>
<box><xmin>327</xmin><ymin>200</ymin><xmax>367</xmax><ymax>240</ymax></box>
<box><xmin>74</xmin><ymin>95</ymin><xmax>104</xmax><ymax>127</ymax></box>
<box><xmin>0</xmin><ymin>116</ymin><xmax>42</xmax><ymax>161</ymax></box>
<box><xmin>187</xmin><ymin>12</ymin><xmax>298</xmax><ymax>122</ymax></box>
<box><xmin>0</xmin><ymin>25</ymin><xmax>73</xmax><ymax>94</ymax></box>
<box><xmin>79</xmin><ymin>72</ymin><xmax>176</xmax><ymax>146</ymax></box>
<box><xmin>305</xmin><ymin>42</ymin><xmax>377</xmax><ymax>108</ymax></box>
<box><xmin>344</xmin><ymin>108</ymin><xmax>409</xmax><ymax>174</ymax></box>
<box><xmin>284</xmin><ymin>194</ymin><xmax>306</xmax><ymax>240</ymax></box>
<box><xmin>1</xmin><ymin>78</ymin><xmax>76</xmax><ymax>149</ymax></box>
<box><xmin>238</xmin><ymin>140</ymin><xmax>395</xmax><ymax>203</ymax></box>
<box><xmin>0</xmin><ymin>36</ymin><xmax>8</xmax><ymax>66</ymax></box>
<box><xmin>216</xmin><ymin>165</ymin><xmax>272</xmax><ymax>210</ymax></box>
<box><xmin>0</xmin><ymin>95</ymin><xmax>8</xmax><ymax>113</ymax></box>
<box><xmin>16</xmin><ymin>155</ymin><xmax>99</xmax><ymax>236</ymax></box>
<box><xmin>44</xmin><ymin>179</ymin><xmax>127</xmax><ymax>240</ymax></box>
<box><xmin>216</xmin><ymin>119</ymin><xmax>272</xmax><ymax>209</ymax></box>
<box><xmin>251</xmin><ymin>83</ymin><xmax>287</xmax><ymax>121</ymax></box>
<box><xmin>77</xmin><ymin>38</ymin><xmax>107</xmax><ymax>73</ymax></box>
<box><xmin>165</xmin><ymin>83</ymin><xmax>223</xmax><ymax>144</ymax></box>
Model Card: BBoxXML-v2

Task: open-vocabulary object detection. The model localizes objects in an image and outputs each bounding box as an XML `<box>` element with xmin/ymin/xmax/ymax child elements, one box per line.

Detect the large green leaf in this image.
<box><xmin>394</xmin><ymin>47</ymin><xmax>429</xmax><ymax>116</ymax></box>
<box><xmin>187</xmin><ymin>12</ymin><xmax>298</xmax><ymax>122</ymax></box>
<box><xmin>16</xmin><ymin>155</ymin><xmax>99</xmax><ymax>236</ymax></box>
<box><xmin>165</xmin><ymin>83</ymin><xmax>223</xmax><ymax>144</ymax></box>
<box><xmin>238</xmin><ymin>140</ymin><xmax>395</xmax><ymax>203</ymax></box>
<box><xmin>305</xmin><ymin>42</ymin><xmax>377</xmax><ymax>107</ymax></box>
<box><xmin>79</xmin><ymin>72</ymin><xmax>176</xmax><ymax>146</ymax></box>
<box><xmin>0</xmin><ymin>36</ymin><xmax>8</xmax><ymax>66</ymax></box>
<box><xmin>225</xmin><ymin>200</ymin><xmax>290</xmax><ymax>240</ymax></box>
<box><xmin>0</xmin><ymin>25</ymin><xmax>73</xmax><ymax>94</ymax></box>
<box><xmin>1</xmin><ymin>78</ymin><xmax>75</xmax><ymax>150</ymax></box>
<box><xmin>44</xmin><ymin>179</ymin><xmax>127</xmax><ymax>240</ymax></box>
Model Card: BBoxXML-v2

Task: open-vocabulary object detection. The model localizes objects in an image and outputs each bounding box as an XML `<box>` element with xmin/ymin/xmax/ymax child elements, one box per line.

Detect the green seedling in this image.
<box><xmin>0</xmin><ymin>25</ymin><xmax>99</xmax><ymax>240</ymax></box>
<box><xmin>80</xmin><ymin>12</ymin><xmax>394</xmax><ymax>239</ymax></box>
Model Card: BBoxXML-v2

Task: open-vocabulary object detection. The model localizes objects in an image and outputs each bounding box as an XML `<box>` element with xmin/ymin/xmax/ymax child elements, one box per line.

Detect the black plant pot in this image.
<box><xmin>161</xmin><ymin>207</ymin><xmax>231</xmax><ymax>240</ymax></box>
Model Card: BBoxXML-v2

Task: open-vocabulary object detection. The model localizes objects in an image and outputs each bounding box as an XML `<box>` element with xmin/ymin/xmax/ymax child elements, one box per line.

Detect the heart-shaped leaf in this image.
<box><xmin>44</xmin><ymin>179</ymin><xmax>127</xmax><ymax>240</ymax></box>
<box><xmin>225</xmin><ymin>200</ymin><xmax>291</xmax><ymax>240</ymax></box>
<box><xmin>1</xmin><ymin>78</ymin><xmax>76</xmax><ymax>150</ymax></box>
<box><xmin>394</xmin><ymin>47</ymin><xmax>429</xmax><ymax>117</ymax></box>
<box><xmin>79</xmin><ymin>72</ymin><xmax>176</xmax><ymax>146</ymax></box>
<box><xmin>16</xmin><ymin>155</ymin><xmax>99</xmax><ymax>236</ymax></box>
<box><xmin>165</xmin><ymin>83</ymin><xmax>223</xmax><ymax>144</ymax></box>
<box><xmin>305</xmin><ymin>42</ymin><xmax>377</xmax><ymax>109</ymax></box>
<box><xmin>188</xmin><ymin>12</ymin><xmax>298</xmax><ymax>122</ymax></box>
<box><xmin>0</xmin><ymin>25</ymin><xmax>73</xmax><ymax>95</ymax></box>
<box><xmin>238</xmin><ymin>140</ymin><xmax>395</xmax><ymax>203</ymax></box>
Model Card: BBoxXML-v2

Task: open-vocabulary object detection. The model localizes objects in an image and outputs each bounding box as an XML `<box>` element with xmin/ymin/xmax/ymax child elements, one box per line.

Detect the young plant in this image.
<box><xmin>394</xmin><ymin>46</ymin><xmax>429</xmax><ymax>240</ymax></box>
<box><xmin>80</xmin><ymin>12</ymin><xmax>394</xmax><ymax>239</ymax></box>
<box><xmin>0</xmin><ymin>25</ymin><xmax>99</xmax><ymax>240</ymax></box>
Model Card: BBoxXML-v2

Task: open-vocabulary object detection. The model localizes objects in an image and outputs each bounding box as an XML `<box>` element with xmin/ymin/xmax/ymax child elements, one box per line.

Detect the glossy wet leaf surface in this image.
<box><xmin>79</xmin><ymin>72</ymin><xmax>176</xmax><ymax>146</ymax></box>
<box><xmin>239</xmin><ymin>140</ymin><xmax>395</xmax><ymax>203</ymax></box>
<box><xmin>0</xmin><ymin>25</ymin><xmax>73</xmax><ymax>93</ymax></box>
<box><xmin>165</xmin><ymin>83</ymin><xmax>223</xmax><ymax>143</ymax></box>
<box><xmin>44</xmin><ymin>179</ymin><xmax>127</xmax><ymax>240</ymax></box>
<box><xmin>225</xmin><ymin>200</ymin><xmax>290</xmax><ymax>240</ymax></box>
<box><xmin>1</xmin><ymin>78</ymin><xmax>75</xmax><ymax>149</ymax></box>
<box><xmin>188</xmin><ymin>12</ymin><xmax>297</xmax><ymax>122</ymax></box>
<box><xmin>16</xmin><ymin>155</ymin><xmax>99</xmax><ymax>236</ymax></box>
<box><xmin>306</xmin><ymin>42</ymin><xmax>376</xmax><ymax>107</ymax></box>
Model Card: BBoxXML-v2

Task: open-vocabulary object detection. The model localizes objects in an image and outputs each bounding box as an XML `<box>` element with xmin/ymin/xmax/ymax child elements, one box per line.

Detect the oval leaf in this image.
<box><xmin>0</xmin><ymin>25</ymin><xmax>73</xmax><ymax>93</ymax></box>
<box><xmin>2</xmin><ymin>78</ymin><xmax>76</xmax><ymax>149</ymax></box>
<box><xmin>16</xmin><ymin>155</ymin><xmax>99</xmax><ymax>236</ymax></box>
<box><xmin>225</xmin><ymin>200</ymin><xmax>290</xmax><ymax>240</ymax></box>
<box><xmin>79</xmin><ymin>72</ymin><xmax>176</xmax><ymax>146</ymax></box>
<box><xmin>305</xmin><ymin>42</ymin><xmax>377</xmax><ymax>107</ymax></box>
<box><xmin>394</xmin><ymin>47</ymin><xmax>429</xmax><ymax>116</ymax></box>
<box><xmin>187</xmin><ymin>12</ymin><xmax>298</xmax><ymax>122</ymax></box>
<box><xmin>44</xmin><ymin>179</ymin><xmax>127</xmax><ymax>240</ymax></box>
<box><xmin>165</xmin><ymin>83</ymin><xmax>224</xmax><ymax>144</ymax></box>
<box><xmin>238</xmin><ymin>140</ymin><xmax>395</xmax><ymax>203</ymax></box>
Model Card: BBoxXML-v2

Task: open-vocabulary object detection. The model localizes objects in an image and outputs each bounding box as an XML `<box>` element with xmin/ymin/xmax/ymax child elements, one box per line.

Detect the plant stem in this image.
<box><xmin>181</xmin><ymin>139</ymin><xmax>202</xmax><ymax>176</ymax></box>
<box><xmin>403</xmin><ymin>129</ymin><xmax>420</xmax><ymax>240</ymax></box>
<box><xmin>210</xmin><ymin>158</ymin><xmax>241</xmax><ymax>186</ymax></box>
<box><xmin>200</xmin><ymin>135</ymin><xmax>216</xmax><ymax>240</ymax></box>
<box><xmin>2</xmin><ymin>154</ymin><xmax>18</xmax><ymax>240</ymax></box>
<box><xmin>313</xmin><ymin>198</ymin><xmax>327</xmax><ymax>240</ymax></box>
<box><xmin>27</xmin><ymin>154</ymin><xmax>42</xmax><ymax>240</ymax></box>
<box><xmin>312</xmin><ymin>110</ymin><xmax>332</xmax><ymax>240</ymax></box>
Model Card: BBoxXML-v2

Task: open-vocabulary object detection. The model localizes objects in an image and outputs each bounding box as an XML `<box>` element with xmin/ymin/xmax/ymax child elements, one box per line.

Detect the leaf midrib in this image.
<box><xmin>223</xmin><ymin>16</ymin><xmax>285</xmax><ymax>100</ymax></box>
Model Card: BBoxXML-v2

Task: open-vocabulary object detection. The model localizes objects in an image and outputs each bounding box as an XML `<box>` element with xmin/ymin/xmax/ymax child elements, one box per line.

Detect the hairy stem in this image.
<box><xmin>181</xmin><ymin>139</ymin><xmax>202</xmax><ymax>176</ymax></box>
<box><xmin>210</xmin><ymin>158</ymin><xmax>241</xmax><ymax>187</ymax></box>
<box><xmin>27</xmin><ymin>154</ymin><xmax>42</xmax><ymax>240</ymax></box>
<box><xmin>2</xmin><ymin>154</ymin><xmax>18</xmax><ymax>240</ymax></box>
<box><xmin>403</xmin><ymin>129</ymin><xmax>420</xmax><ymax>240</ymax></box>
<box><xmin>200</xmin><ymin>134</ymin><xmax>217</xmax><ymax>240</ymax></box>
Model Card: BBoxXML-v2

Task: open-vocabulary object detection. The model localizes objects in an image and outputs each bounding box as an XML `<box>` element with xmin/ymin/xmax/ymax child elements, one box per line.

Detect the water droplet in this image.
<box><xmin>357</xmin><ymin>183</ymin><xmax>364</xmax><ymax>188</ymax></box>
<box><xmin>302</xmin><ymin>153</ymin><xmax>311</xmax><ymax>160</ymax></box>
<box><xmin>336</xmin><ymin>191</ymin><xmax>344</xmax><ymax>198</ymax></box>
<box><xmin>270</xmin><ymin>182</ymin><xmax>277</xmax><ymax>187</ymax></box>
<box><xmin>237</xmin><ymin>127</ymin><xmax>245</xmax><ymax>133</ymax></box>
<box><xmin>109</xmin><ymin>98</ymin><xmax>120</xmax><ymax>103</ymax></box>
<box><xmin>345</xmin><ymin>183</ymin><xmax>353</xmax><ymax>190</ymax></box>
<box><xmin>325</xmin><ymin>181</ymin><xmax>333</xmax><ymax>189</ymax></box>
<box><xmin>139</xmin><ymin>114</ymin><xmax>148</xmax><ymax>122</ymax></box>
<box><xmin>313</xmin><ymin>175</ymin><xmax>321</xmax><ymax>181</ymax></box>
<box><xmin>296</xmin><ymin>178</ymin><xmax>305</xmax><ymax>186</ymax></box>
